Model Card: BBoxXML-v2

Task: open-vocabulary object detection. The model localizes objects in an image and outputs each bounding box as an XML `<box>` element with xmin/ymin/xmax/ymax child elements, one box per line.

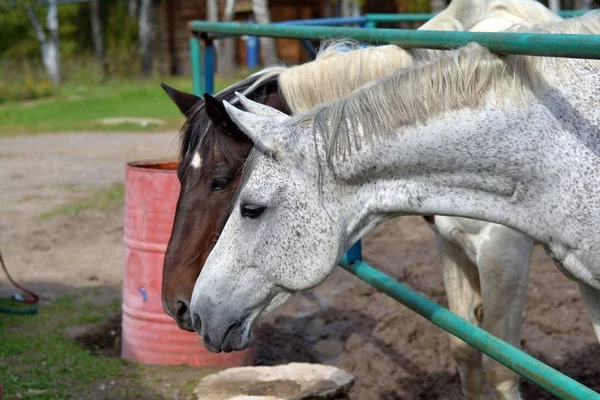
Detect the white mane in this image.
<box><xmin>276</xmin><ymin>0</ymin><xmax>564</xmax><ymax>114</ymax></box>
<box><xmin>290</xmin><ymin>12</ymin><xmax>600</xmax><ymax>165</ymax></box>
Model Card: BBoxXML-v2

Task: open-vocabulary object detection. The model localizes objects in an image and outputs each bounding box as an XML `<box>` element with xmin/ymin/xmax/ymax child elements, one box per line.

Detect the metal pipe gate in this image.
<box><xmin>188</xmin><ymin>13</ymin><xmax>600</xmax><ymax>399</ymax></box>
<box><xmin>189</xmin><ymin>11</ymin><xmax>590</xmax><ymax>94</ymax></box>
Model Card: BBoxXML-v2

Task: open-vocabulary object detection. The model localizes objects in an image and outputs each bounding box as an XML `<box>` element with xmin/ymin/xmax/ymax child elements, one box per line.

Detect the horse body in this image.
<box><xmin>190</xmin><ymin>11</ymin><xmax>600</xmax><ymax>399</ymax></box>
<box><xmin>162</xmin><ymin>0</ymin><xmax>570</xmax><ymax>398</ymax></box>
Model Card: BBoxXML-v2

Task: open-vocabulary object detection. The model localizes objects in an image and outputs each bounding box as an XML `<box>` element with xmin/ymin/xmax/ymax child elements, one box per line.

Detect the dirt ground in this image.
<box><xmin>2</xmin><ymin>132</ymin><xmax>600</xmax><ymax>399</ymax></box>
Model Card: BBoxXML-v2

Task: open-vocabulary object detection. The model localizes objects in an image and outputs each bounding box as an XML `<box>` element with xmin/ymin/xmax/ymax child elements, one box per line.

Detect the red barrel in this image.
<box><xmin>122</xmin><ymin>160</ymin><xmax>255</xmax><ymax>366</ymax></box>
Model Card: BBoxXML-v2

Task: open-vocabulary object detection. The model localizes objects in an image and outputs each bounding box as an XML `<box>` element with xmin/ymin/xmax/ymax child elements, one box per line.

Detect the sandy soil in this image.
<box><xmin>2</xmin><ymin>132</ymin><xmax>599</xmax><ymax>399</ymax></box>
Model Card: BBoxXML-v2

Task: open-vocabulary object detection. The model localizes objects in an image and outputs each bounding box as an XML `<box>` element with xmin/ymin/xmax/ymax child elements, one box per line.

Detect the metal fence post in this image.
<box><xmin>344</xmin><ymin>241</ymin><xmax>362</xmax><ymax>263</ymax></box>
<box><xmin>190</xmin><ymin>34</ymin><xmax>203</xmax><ymax>96</ymax></box>
<box><xmin>364</xmin><ymin>14</ymin><xmax>376</xmax><ymax>29</ymax></box>
<box><xmin>204</xmin><ymin>39</ymin><xmax>215</xmax><ymax>94</ymax></box>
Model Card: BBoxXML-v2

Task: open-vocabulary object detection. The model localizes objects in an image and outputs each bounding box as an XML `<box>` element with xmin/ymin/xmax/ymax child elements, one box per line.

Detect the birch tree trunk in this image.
<box><xmin>207</xmin><ymin>0</ymin><xmax>237</xmax><ymax>77</ymax></box>
<box><xmin>548</xmin><ymin>0</ymin><xmax>561</xmax><ymax>13</ymax></box>
<box><xmin>430</xmin><ymin>0</ymin><xmax>446</xmax><ymax>13</ymax></box>
<box><xmin>46</xmin><ymin>0</ymin><xmax>60</xmax><ymax>84</ymax></box>
<box><xmin>252</xmin><ymin>0</ymin><xmax>277</xmax><ymax>65</ymax></box>
<box><xmin>90</xmin><ymin>0</ymin><xmax>108</xmax><ymax>79</ymax></box>
<box><xmin>224</xmin><ymin>0</ymin><xmax>237</xmax><ymax>24</ymax></box>
<box><xmin>575</xmin><ymin>0</ymin><xmax>593</xmax><ymax>9</ymax></box>
<box><xmin>341</xmin><ymin>0</ymin><xmax>361</xmax><ymax>17</ymax></box>
<box><xmin>207</xmin><ymin>0</ymin><xmax>218</xmax><ymax>22</ymax></box>
<box><xmin>139</xmin><ymin>0</ymin><xmax>153</xmax><ymax>77</ymax></box>
<box><xmin>220</xmin><ymin>0</ymin><xmax>237</xmax><ymax>77</ymax></box>
<box><xmin>25</xmin><ymin>1</ymin><xmax>61</xmax><ymax>85</ymax></box>
<box><xmin>128</xmin><ymin>0</ymin><xmax>138</xmax><ymax>18</ymax></box>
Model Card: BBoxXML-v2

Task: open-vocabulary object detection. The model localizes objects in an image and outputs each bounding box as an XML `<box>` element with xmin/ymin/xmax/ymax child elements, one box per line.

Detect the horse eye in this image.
<box><xmin>211</xmin><ymin>178</ymin><xmax>231</xmax><ymax>192</ymax></box>
<box><xmin>241</xmin><ymin>204</ymin><xmax>266</xmax><ymax>219</ymax></box>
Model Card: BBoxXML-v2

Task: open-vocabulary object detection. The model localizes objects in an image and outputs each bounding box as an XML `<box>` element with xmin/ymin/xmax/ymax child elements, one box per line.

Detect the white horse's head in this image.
<box><xmin>189</xmin><ymin>94</ymin><xmax>347</xmax><ymax>352</ymax></box>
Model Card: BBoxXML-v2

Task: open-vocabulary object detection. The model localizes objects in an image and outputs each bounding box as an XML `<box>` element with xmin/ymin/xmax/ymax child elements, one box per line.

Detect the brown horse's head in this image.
<box><xmin>160</xmin><ymin>77</ymin><xmax>289</xmax><ymax>331</ymax></box>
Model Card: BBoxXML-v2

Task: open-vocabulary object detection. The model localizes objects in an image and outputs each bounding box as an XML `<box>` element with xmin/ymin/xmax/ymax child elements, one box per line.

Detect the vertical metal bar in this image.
<box><xmin>190</xmin><ymin>35</ymin><xmax>203</xmax><ymax>95</ymax></box>
<box><xmin>246</xmin><ymin>36</ymin><xmax>260</xmax><ymax>68</ymax></box>
<box><xmin>344</xmin><ymin>241</ymin><xmax>362</xmax><ymax>263</ymax></box>
<box><xmin>364</xmin><ymin>15</ymin><xmax>376</xmax><ymax>29</ymax></box>
<box><xmin>204</xmin><ymin>41</ymin><xmax>215</xmax><ymax>94</ymax></box>
<box><xmin>359</xmin><ymin>16</ymin><xmax>368</xmax><ymax>29</ymax></box>
<box><xmin>300</xmin><ymin>39</ymin><xmax>318</xmax><ymax>59</ymax></box>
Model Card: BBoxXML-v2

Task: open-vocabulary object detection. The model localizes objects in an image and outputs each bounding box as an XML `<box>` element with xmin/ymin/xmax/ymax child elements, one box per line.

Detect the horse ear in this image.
<box><xmin>203</xmin><ymin>93</ymin><xmax>250</xmax><ymax>143</ymax></box>
<box><xmin>161</xmin><ymin>83</ymin><xmax>201</xmax><ymax>116</ymax></box>
<box><xmin>221</xmin><ymin>100</ymin><xmax>293</xmax><ymax>159</ymax></box>
<box><xmin>233</xmin><ymin>92</ymin><xmax>289</xmax><ymax>119</ymax></box>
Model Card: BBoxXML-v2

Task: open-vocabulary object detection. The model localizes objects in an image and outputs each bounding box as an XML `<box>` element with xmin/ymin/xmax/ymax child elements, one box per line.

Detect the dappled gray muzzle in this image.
<box><xmin>190</xmin><ymin>265</ymin><xmax>275</xmax><ymax>353</ymax></box>
<box><xmin>191</xmin><ymin>297</ymin><xmax>253</xmax><ymax>353</ymax></box>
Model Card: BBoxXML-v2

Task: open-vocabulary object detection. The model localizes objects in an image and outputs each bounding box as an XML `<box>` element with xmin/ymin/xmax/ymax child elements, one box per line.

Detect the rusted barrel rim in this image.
<box><xmin>126</xmin><ymin>160</ymin><xmax>179</xmax><ymax>173</ymax></box>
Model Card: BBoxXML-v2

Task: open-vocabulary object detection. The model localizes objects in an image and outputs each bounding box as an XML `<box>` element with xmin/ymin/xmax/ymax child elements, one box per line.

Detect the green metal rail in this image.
<box><xmin>365</xmin><ymin>13</ymin><xmax>432</xmax><ymax>27</ymax></box>
<box><xmin>190</xmin><ymin>20</ymin><xmax>600</xmax><ymax>59</ymax></box>
<box><xmin>339</xmin><ymin>257</ymin><xmax>600</xmax><ymax>399</ymax></box>
<box><xmin>189</xmin><ymin>36</ymin><xmax>204</xmax><ymax>99</ymax></box>
<box><xmin>363</xmin><ymin>10</ymin><xmax>588</xmax><ymax>27</ymax></box>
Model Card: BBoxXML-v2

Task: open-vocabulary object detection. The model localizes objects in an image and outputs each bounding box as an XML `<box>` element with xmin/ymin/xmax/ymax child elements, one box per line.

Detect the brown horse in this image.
<box><xmin>160</xmin><ymin>42</ymin><xmax>413</xmax><ymax>331</ymax></box>
<box><xmin>160</xmin><ymin>74</ymin><xmax>284</xmax><ymax>331</ymax></box>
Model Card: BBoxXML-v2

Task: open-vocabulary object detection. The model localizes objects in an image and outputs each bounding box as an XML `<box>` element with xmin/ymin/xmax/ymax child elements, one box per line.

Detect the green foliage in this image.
<box><xmin>0</xmin><ymin>0</ymin><xmax>141</xmax><ymax>84</ymax></box>
<box><xmin>105</xmin><ymin>1</ymin><xmax>140</xmax><ymax>77</ymax></box>
<box><xmin>0</xmin><ymin>2</ymin><xmax>90</xmax><ymax>60</ymax></box>
<box><xmin>58</xmin><ymin>3</ymin><xmax>89</xmax><ymax>59</ymax></box>
<box><xmin>0</xmin><ymin>70</ymin><xmax>54</xmax><ymax>103</ymax></box>
<box><xmin>406</xmin><ymin>0</ymin><xmax>432</xmax><ymax>13</ymax></box>
<box><xmin>0</xmin><ymin>5</ymin><xmax>37</xmax><ymax>58</ymax></box>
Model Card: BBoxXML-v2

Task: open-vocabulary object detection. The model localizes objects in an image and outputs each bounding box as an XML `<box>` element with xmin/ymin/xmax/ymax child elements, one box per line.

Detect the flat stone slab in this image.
<box><xmin>97</xmin><ymin>117</ymin><xmax>165</xmax><ymax>127</ymax></box>
<box><xmin>195</xmin><ymin>362</ymin><xmax>354</xmax><ymax>400</ymax></box>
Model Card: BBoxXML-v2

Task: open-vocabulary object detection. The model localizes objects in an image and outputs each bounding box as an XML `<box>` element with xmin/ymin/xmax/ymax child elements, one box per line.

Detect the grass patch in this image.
<box><xmin>39</xmin><ymin>183</ymin><xmax>124</xmax><ymax>220</ymax></box>
<box><xmin>0</xmin><ymin>78</ymin><xmax>190</xmax><ymax>136</ymax></box>
<box><xmin>0</xmin><ymin>72</ymin><xmax>252</xmax><ymax>136</ymax></box>
<box><xmin>0</xmin><ymin>295</ymin><xmax>129</xmax><ymax>399</ymax></box>
<box><xmin>0</xmin><ymin>292</ymin><xmax>214</xmax><ymax>399</ymax></box>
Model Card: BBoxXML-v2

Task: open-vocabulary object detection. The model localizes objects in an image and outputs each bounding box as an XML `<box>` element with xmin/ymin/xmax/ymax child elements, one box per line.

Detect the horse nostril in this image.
<box><xmin>192</xmin><ymin>313</ymin><xmax>202</xmax><ymax>333</ymax></box>
<box><xmin>176</xmin><ymin>301</ymin><xmax>189</xmax><ymax>321</ymax></box>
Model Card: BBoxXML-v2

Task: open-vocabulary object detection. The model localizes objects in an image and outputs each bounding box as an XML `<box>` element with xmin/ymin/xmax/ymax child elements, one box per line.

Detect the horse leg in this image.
<box><xmin>477</xmin><ymin>226</ymin><xmax>534</xmax><ymax>400</ymax></box>
<box><xmin>578</xmin><ymin>283</ymin><xmax>600</xmax><ymax>342</ymax></box>
<box><xmin>436</xmin><ymin>233</ymin><xmax>491</xmax><ymax>400</ymax></box>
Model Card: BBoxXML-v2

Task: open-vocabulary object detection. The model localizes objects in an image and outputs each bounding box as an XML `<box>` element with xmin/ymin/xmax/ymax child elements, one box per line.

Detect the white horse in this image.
<box><xmin>191</xmin><ymin>10</ymin><xmax>600</xmax><ymax>400</ymax></box>
<box><xmin>271</xmin><ymin>2</ymin><xmax>562</xmax><ymax>399</ymax></box>
<box><xmin>209</xmin><ymin>1</ymin><xmax>561</xmax><ymax>399</ymax></box>
<box><xmin>286</xmin><ymin>6</ymin><xmax>564</xmax><ymax>400</ymax></box>
<box><xmin>406</xmin><ymin>2</ymin><xmax>562</xmax><ymax>399</ymax></box>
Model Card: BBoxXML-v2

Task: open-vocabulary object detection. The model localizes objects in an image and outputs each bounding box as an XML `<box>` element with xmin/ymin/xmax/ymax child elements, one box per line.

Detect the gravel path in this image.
<box><xmin>0</xmin><ymin>132</ymin><xmax>178</xmax><ymax>298</ymax></box>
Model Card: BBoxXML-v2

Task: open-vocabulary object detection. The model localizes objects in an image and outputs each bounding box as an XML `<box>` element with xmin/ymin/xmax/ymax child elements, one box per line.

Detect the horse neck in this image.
<box><xmin>333</xmin><ymin>94</ymin><xmax>600</xmax><ymax>264</ymax></box>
